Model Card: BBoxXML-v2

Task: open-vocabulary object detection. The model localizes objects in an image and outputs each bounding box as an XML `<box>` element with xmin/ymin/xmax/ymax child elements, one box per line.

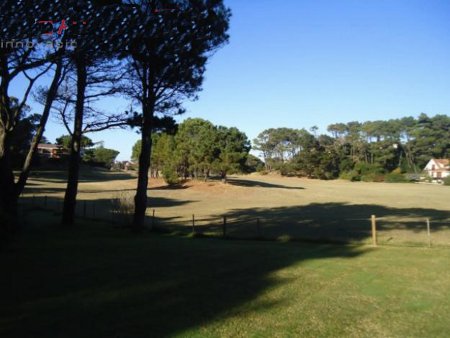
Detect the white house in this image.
<box><xmin>423</xmin><ymin>159</ymin><xmax>450</xmax><ymax>180</ymax></box>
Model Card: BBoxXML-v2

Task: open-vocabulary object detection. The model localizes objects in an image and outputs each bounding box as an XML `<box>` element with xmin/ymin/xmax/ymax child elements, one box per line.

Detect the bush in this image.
<box><xmin>361</xmin><ymin>173</ymin><xmax>385</xmax><ymax>182</ymax></box>
<box><xmin>340</xmin><ymin>163</ymin><xmax>385</xmax><ymax>182</ymax></box>
<box><xmin>162</xmin><ymin>165</ymin><xmax>180</xmax><ymax>185</ymax></box>
<box><xmin>279</xmin><ymin>163</ymin><xmax>297</xmax><ymax>177</ymax></box>
<box><xmin>111</xmin><ymin>192</ymin><xmax>134</xmax><ymax>226</ymax></box>
<box><xmin>385</xmin><ymin>172</ymin><xmax>407</xmax><ymax>183</ymax></box>
<box><xmin>339</xmin><ymin>170</ymin><xmax>360</xmax><ymax>181</ymax></box>
<box><xmin>443</xmin><ymin>176</ymin><xmax>450</xmax><ymax>186</ymax></box>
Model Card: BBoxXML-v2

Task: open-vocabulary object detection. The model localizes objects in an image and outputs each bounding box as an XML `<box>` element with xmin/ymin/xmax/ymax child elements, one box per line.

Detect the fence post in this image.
<box><xmin>426</xmin><ymin>218</ymin><xmax>431</xmax><ymax>248</ymax></box>
<box><xmin>44</xmin><ymin>195</ymin><xmax>48</xmax><ymax>208</ymax></box>
<box><xmin>151</xmin><ymin>209</ymin><xmax>155</xmax><ymax>230</ymax></box>
<box><xmin>223</xmin><ymin>216</ymin><xmax>227</xmax><ymax>238</ymax></box>
<box><xmin>92</xmin><ymin>202</ymin><xmax>96</xmax><ymax>218</ymax></box>
<box><xmin>192</xmin><ymin>214</ymin><xmax>195</xmax><ymax>234</ymax></box>
<box><xmin>256</xmin><ymin>218</ymin><xmax>261</xmax><ymax>237</ymax></box>
<box><xmin>371</xmin><ymin>215</ymin><xmax>377</xmax><ymax>247</ymax></box>
<box><xmin>83</xmin><ymin>200</ymin><xmax>87</xmax><ymax>218</ymax></box>
<box><xmin>32</xmin><ymin>195</ymin><xmax>36</xmax><ymax>206</ymax></box>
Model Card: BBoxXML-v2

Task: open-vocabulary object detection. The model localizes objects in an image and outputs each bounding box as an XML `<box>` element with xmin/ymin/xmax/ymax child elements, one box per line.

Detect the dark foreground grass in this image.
<box><xmin>1</xmin><ymin>220</ymin><xmax>450</xmax><ymax>338</ymax></box>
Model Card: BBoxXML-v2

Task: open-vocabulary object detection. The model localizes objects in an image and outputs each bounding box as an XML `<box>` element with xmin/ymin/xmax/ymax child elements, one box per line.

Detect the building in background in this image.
<box><xmin>423</xmin><ymin>159</ymin><xmax>450</xmax><ymax>180</ymax></box>
<box><xmin>36</xmin><ymin>144</ymin><xmax>66</xmax><ymax>159</ymax></box>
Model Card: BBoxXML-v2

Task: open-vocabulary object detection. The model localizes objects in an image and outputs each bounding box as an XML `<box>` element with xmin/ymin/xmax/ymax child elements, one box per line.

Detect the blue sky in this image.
<box><xmin>12</xmin><ymin>0</ymin><xmax>450</xmax><ymax>160</ymax></box>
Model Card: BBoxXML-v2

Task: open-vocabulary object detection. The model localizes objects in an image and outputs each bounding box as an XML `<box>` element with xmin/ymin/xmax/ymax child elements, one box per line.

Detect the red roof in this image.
<box><xmin>430</xmin><ymin>159</ymin><xmax>450</xmax><ymax>170</ymax></box>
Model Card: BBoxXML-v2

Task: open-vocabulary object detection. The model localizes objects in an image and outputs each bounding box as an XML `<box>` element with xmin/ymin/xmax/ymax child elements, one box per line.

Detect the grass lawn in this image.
<box><xmin>1</xmin><ymin>220</ymin><xmax>450</xmax><ymax>337</ymax></box>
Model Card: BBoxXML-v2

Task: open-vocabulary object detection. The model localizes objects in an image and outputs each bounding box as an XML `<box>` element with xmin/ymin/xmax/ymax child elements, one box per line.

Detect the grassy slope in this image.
<box><xmin>1</xmin><ymin>222</ymin><xmax>450</xmax><ymax>338</ymax></box>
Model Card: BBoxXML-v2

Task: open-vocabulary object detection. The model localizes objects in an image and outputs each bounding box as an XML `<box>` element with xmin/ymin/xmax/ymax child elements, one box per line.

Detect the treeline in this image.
<box><xmin>132</xmin><ymin>118</ymin><xmax>259</xmax><ymax>184</ymax></box>
<box><xmin>56</xmin><ymin>135</ymin><xmax>120</xmax><ymax>169</ymax></box>
<box><xmin>254</xmin><ymin>114</ymin><xmax>450</xmax><ymax>181</ymax></box>
<box><xmin>0</xmin><ymin>0</ymin><xmax>230</xmax><ymax>235</ymax></box>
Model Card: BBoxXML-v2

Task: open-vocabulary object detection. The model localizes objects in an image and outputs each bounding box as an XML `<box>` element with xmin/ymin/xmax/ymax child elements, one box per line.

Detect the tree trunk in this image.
<box><xmin>221</xmin><ymin>171</ymin><xmax>227</xmax><ymax>183</ymax></box>
<box><xmin>0</xmin><ymin>61</ymin><xmax>17</xmax><ymax>234</ymax></box>
<box><xmin>15</xmin><ymin>57</ymin><xmax>64</xmax><ymax>197</ymax></box>
<box><xmin>62</xmin><ymin>58</ymin><xmax>86</xmax><ymax>226</ymax></box>
<box><xmin>132</xmin><ymin>102</ymin><xmax>153</xmax><ymax>231</ymax></box>
<box><xmin>0</xmin><ymin>128</ymin><xmax>17</xmax><ymax>234</ymax></box>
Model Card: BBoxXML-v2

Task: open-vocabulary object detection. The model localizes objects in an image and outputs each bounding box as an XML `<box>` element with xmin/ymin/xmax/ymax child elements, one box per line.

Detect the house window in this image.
<box><xmin>431</xmin><ymin>164</ymin><xmax>435</xmax><ymax>170</ymax></box>
<box><xmin>437</xmin><ymin>172</ymin><xmax>442</xmax><ymax>178</ymax></box>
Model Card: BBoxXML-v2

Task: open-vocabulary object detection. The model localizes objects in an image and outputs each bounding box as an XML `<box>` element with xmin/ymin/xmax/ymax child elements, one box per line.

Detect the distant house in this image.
<box><xmin>423</xmin><ymin>159</ymin><xmax>450</xmax><ymax>180</ymax></box>
<box><xmin>37</xmin><ymin>144</ymin><xmax>65</xmax><ymax>159</ymax></box>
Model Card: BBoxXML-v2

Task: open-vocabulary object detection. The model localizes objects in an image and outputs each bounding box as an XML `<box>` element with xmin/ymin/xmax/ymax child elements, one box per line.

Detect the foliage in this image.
<box><xmin>162</xmin><ymin>163</ymin><xmax>180</xmax><ymax>186</ymax></box>
<box><xmin>56</xmin><ymin>135</ymin><xmax>94</xmax><ymax>150</ymax></box>
<box><xmin>175</xmin><ymin>118</ymin><xmax>218</xmax><ymax>178</ymax></box>
<box><xmin>7</xmin><ymin>99</ymin><xmax>42</xmax><ymax>167</ymax></box>
<box><xmin>244</xmin><ymin>154</ymin><xmax>265</xmax><ymax>173</ymax></box>
<box><xmin>111</xmin><ymin>192</ymin><xmax>134</xmax><ymax>226</ymax></box>
<box><xmin>443</xmin><ymin>176</ymin><xmax>450</xmax><ymax>186</ymax></box>
<box><xmin>253</xmin><ymin>114</ymin><xmax>450</xmax><ymax>181</ymax></box>
<box><xmin>84</xmin><ymin>146</ymin><xmax>119</xmax><ymax>168</ymax></box>
<box><xmin>355</xmin><ymin>163</ymin><xmax>385</xmax><ymax>182</ymax></box>
<box><xmin>384</xmin><ymin>172</ymin><xmax>407</xmax><ymax>183</ymax></box>
<box><xmin>123</xmin><ymin>0</ymin><xmax>231</xmax><ymax>229</ymax></box>
<box><xmin>253</xmin><ymin>128</ymin><xmax>313</xmax><ymax>171</ymax></box>
<box><xmin>132</xmin><ymin>118</ymin><xmax>251</xmax><ymax>181</ymax></box>
<box><xmin>212</xmin><ymin>126</ymin><xmax>251</xmax><ymax>178</ymax></box>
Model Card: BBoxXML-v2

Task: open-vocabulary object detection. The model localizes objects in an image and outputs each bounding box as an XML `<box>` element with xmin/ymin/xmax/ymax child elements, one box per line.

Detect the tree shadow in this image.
<box><xmin>17</xmin><ymin>195</ymin><xmax>193</xmax><ymax>227</ymax></box>
<box><xmin>215</xmin><ymin>203</ymin><xmax>450</xmax><ymax>243</ymax></box>
<box><xmin>0</xmin><ymin>223</ymin><xmax>369</xmax><ymax>338</ymax></box>
<box><xmin>147</xmin><ymin>196</ymin><xmax>196</xmax><ymax>208</ymax></box>
<box><xmin>225</xmin><ymin>177</ymin><xmax>305</xmax><ymax>190</ymax></box>
<box><xmin>149</xmin><ymin>183</ymin><xmax>190</xmax><ymax>190</ymax></box>
<box><xmin>25</xmin><ymin>168</ymin><xmax>135</xmax><ymax>184</ymax></box>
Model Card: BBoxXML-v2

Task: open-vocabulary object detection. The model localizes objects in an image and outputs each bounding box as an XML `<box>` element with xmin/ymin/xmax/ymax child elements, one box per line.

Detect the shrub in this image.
<box><xmin>111</xmin><ymin>192</ymin><xmax>134</xmax><ymax>226</ymax></box>
<box><xmin>162</xmin><ymin>164</ymin><xmax>180</xmax><ymax>185</ymax></box>
<box><xmin>339</xmin><ymin>170</ymin><xmax>360</xmax><ymax>181</ymax></box>
<box><xmin>361</xmin><ymin>173</ymin><xmax>385</xmax><ymax>182</ymax></box>
<box><xmin>385</xmin><ymin>172</ymin><xmax>407</xmax><ymax>183</ymax></box>
<box><xmin>443</xmin><ymin>176</ymin><xmax>450</xmax><ymax>186</ymax></box>
<box><xmin>405</xmin><ymin>173</ymin><xmax>420</xmax><ymax>182</ymax></box>
<box><xmin>279</xmin><ymin>163</ymin><xmax>297</xmax><ymax>177</ymax></box>
<box><xmin>340</xmin><ymin>163</ymin><xmax>387</xmax><ymax>182</ymax></box>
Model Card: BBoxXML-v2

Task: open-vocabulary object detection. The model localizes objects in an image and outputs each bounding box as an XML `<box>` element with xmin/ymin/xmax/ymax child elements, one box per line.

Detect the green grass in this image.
<box><xmin>2</xmin><ymin>221</ymin><xmax>450</xmax><ymax>337</ymax></box>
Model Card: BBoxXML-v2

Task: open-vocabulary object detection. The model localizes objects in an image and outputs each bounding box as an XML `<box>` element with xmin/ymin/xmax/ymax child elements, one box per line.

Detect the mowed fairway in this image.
<box><xmin>1</xmin><ymin>224</ymin><xmax>450</xmax><ymax>338</ymax></box>
<box><xmin>22</xmin><ymin>169</ymin><xmax>450</xmax><ymax>245</ymax></box>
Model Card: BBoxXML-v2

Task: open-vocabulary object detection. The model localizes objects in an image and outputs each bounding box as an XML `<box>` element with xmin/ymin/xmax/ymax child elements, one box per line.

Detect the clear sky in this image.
<box><xmin>12</xmin><ymin>0</ymin><xmax>450</xmax><ymax>160</ymax></box>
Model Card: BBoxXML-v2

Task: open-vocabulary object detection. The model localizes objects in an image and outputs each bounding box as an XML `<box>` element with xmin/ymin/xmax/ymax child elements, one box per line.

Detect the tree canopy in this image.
<box><xmin>132</xmin><ymin>118</ymin><xmax>251</xmax><ymax>182</ymax></box>
<box><xmin>253</xmin><ymin>114</ymin><xmax>450</xmax><ymax>181</ymax></box>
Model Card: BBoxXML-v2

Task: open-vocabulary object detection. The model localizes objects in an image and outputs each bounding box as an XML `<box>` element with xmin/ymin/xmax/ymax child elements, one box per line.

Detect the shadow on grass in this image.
<box><xmin>17</xmin><ymin>195</ymin><xmax>194</xmax><ymax>228</ymax></box>
<box><xmin>224</xmin><ymin>177</ymin><xmax>305</xmax><ymax>190</ymax></box>
<box><xmin>215</xmin><ymin>203</ymin><xmax>450</xmax><ymax>243</ymax></box>
<box><xmin>25</xmin><ymin>167</ymin><xmax>135</xmax><ymax>184</ymax></box>
<box><xmin>0</xmin><ymin>221</ymin><xmax>369</xmax><ymax>338</ymax></box>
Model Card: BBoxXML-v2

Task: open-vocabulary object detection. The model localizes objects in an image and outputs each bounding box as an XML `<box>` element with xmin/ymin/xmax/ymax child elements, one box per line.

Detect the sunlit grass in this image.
<box><xmin>1</xmin><ymin>222</ymin><xmax>449</xmax><ymax>337</ymax></box>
